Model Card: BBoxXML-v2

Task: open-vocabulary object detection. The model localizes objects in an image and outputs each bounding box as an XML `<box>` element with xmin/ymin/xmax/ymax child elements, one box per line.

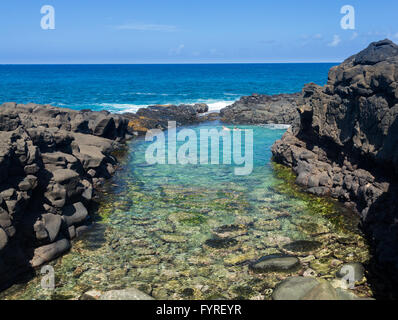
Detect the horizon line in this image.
<box><xmin>0</xmin><ymin>60</ymin><xmax>342</xmax><ymax>65</ymax></box>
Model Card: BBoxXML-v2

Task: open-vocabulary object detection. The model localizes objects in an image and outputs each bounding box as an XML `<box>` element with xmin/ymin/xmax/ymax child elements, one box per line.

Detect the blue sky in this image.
<box><xmin>1</xmin><ymin>0</ymin><xmax>397</xmax><ymax>63</ymax></box>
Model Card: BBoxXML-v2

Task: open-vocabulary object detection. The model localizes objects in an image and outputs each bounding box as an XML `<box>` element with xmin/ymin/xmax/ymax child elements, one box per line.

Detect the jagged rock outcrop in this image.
<box><xmin>124</xmin><ymin>103</ymin><xmax>210</xmax><ymax>135</ymax></box>
<box><xmin>272</xmin><ymin>39</ymin><xmax>398</xmax><ymax>289</ymax></box>
<box><xmin>0</xmin><ymin>103</ymin><xmax>130</xmax><ymax>291</ymax></box>
<box><xmin>220</xmin><ymin>93</ymin><xmax>300</xmax><ymax>126</ymax></box>
<box><xmin>136</xmin><ymin>103</ymin><xmax>209</xmax><ymax>125</ymax></box>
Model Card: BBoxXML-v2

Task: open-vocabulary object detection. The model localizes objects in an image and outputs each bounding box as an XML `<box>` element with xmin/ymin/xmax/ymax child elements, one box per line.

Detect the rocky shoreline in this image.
<box><xmin>272</xmin><ymin>39</ymin><xmax>398</xmax><ymax>295</ymax></box>
<box><xmin>1</xmin><ymin>40</ymin><xmax>398</xmax><ymax>299</ymax></box>
<box><xmin>0</xmin><ymin>101</ymin><xmax>210</xmax><ymax>291</ymax></box>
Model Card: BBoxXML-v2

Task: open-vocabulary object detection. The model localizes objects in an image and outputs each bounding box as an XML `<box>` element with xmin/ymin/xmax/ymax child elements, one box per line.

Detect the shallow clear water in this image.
<box><xmin>0</xmin><ymin>122</ymin><xmax>372</xmax><ymax>300</ymax></box>
<box><xmin>0</xmin><ymin>63</ymin><xmax>336</xmax><ymax>113</ymax></box>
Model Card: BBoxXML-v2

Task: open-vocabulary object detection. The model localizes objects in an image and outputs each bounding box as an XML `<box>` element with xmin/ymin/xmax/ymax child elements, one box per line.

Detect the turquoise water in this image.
<box><xmin>0</xmin><ymin>63</ymin><xmax>336</xmax><ymax>113</ymax></box>
<box><xmin>0</xmin><ymin>122</ymin><xmax>371</xmax><ymax>300</ymax></box>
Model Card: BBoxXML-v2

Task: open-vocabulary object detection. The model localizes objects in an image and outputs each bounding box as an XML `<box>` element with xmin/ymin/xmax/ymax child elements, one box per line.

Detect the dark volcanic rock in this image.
<box><xmin>271</xmin><ymin>39</ymin><xmax>398</xmax><ymax>289</ymax></box>
<box><xmin>30</xmin><ymin>238</ymin><xmax>71</xmax><ymax>267</ymax></box>
<box><xmin>123</xmin><ymin>103</ymin><xmax>210</xmax><ymax>136</ymax></box>
<box><xmin>0</xmin><ymin>103</ymin><xmax>131</xmax><ymax>291</ymax></box>
<box><xmin>204</xmin><ymin>237</ymin><xmax>238</xmax><ymax>249</ymax></box>
<box><xmin>282</xmin><ymin>240</ymin><xmax>322</xmax><ymax>253</ymax></box>
<box><xmin>136</xmin><ymin>103</ymin><xmax>209</xmax><ymax>125</ymax></box>
<box><xmin>220</xmin><ymin>93</ymin><xmax>300</xmax><ymax>126</ymax></box>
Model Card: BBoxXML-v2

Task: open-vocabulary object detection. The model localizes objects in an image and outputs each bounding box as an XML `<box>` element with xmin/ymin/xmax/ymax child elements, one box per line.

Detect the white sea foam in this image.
<box><xmin>260</xmin><ymin>123</ymin><xmax>291</xmax><ymax>129</ymax></box>
<box><xmin>91</xmin><ymin>100</ymin><xmax>236</xmax><ymax>114</ymax></box>
<box><xmin>202</xmin><ymin>100</ymin><xmax>235</xmax><ymax>113</ymax></box>
<box><xmin>95</xmin><ymin>103</ymin><xmax>148</xmax><ymax>113</ymax></box>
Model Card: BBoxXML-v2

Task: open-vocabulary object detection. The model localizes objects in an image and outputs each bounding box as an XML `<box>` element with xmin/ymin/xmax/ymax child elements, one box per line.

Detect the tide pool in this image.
<box><xmin>0</xmin><ymin>122</ymin><xmax>372</xmax><ymax>300</ymax></box>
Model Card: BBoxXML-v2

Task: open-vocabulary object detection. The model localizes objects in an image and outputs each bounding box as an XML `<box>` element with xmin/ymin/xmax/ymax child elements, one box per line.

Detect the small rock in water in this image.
<box><xmin>181</xmin><ymin>288</ymin><xmax>195</xmax><ymax>297</ymax></box>
<box><xmin>205</xmin><ymin>237</ymin><xmax>238</xmax><ymax>249</ymax></box>
<box><xmin>282</xmin><ymin>240</ymin><xmax>322</xmax><ymax>253</ymax></box>
<box><xmin>224</xmin><ymin>252</ymin><xmax>257</xmax><ymax>266</ymax></box>
<box><xmin>99</xmin><ymin>288</ymin><xmax>154</xmax><ymax>300</ymax></box>
<box><xmin>249</xmin><ymin>255</ymin><xmax>300</xmax><ymax>273</ymax></box>
<box><xmin>272</xmin><ymin>276</ymin><xmax>319</xmax><ymax>300</ymax></box>
<box><xmin>80</xmin><ymin>289</ymin><xmax>103</xmax><ymax>300</ymax></box>
<box><xmin>158</xmin><ymin>234</ymin><xmax>185</xmax><ymax>243</ymax></box>
<box><xmin>213</xmin><ymin>224</ymin><xmax>247</xmax><ymax>238</ymax></box>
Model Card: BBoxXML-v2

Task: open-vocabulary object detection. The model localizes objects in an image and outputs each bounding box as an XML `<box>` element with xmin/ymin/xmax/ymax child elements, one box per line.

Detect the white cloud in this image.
<box><xmin>169</xmin><ymin>44</ymin><xmax>185</xmax><ymax>55</ymax></box>
<box><xmin>114</xmin><ymin>23</ymin><xmax>177</xmax><ymax>32</ymax></box>
<box><xmin>393</xmin><ymin>32</ymin><xmax>398</xmax><ymax>39</ymax></box>
<box><xmin>328</xmin><ymin>35</ymin><xmax>341</xmax><ymax>47</ymax></box>
<box><xmin>351</xmin><ymin>32</ymin><xmax>359</xmax><ymax>40</ymax></box>
<box><xmin>313</xmin><ymin>33</ymin><xmax>323</xmax><ymax>39</ymax></box>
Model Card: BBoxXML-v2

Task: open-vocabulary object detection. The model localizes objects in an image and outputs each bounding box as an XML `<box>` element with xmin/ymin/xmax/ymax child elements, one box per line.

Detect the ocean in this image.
<box><xmin>0</xmin><ymin>63</ymin><xmax>336</xmax><ymax>113</ymax></box>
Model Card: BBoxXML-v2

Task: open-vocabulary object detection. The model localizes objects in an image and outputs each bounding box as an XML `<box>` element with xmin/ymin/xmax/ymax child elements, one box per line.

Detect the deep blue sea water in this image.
<box><xmin>0</xmin><ymin>63</ymin><xmax>336</xmax><ymax>113</ymax></box>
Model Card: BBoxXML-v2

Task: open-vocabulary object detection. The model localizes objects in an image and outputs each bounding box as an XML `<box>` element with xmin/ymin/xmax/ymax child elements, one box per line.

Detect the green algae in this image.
<box><xmin>271</xmin><ymin>162</ymin><xmax>359</xmax><ymax>234</ymax></box>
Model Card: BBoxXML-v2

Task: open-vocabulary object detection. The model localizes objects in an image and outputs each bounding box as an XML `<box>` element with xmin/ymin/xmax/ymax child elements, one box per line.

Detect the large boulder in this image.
<box><xmin>41</xmin><ymin>213</ymin><xmax>62</xmax><ymax>242</ymax></box>
<box><xmin>62</xmin><ymin>202</ymin><xmax>88</xmax><ymax>226</ymax></box>
<box><xmin>30</xmin><ymin>238</ymin><xmax>71</xmax><ymax>267</ymax></box>
<box><xmin>136</xmin><ymin>103</ymin><xmax>208</xmax><ymax>125</ymax></box>
<box><xmin>0</xmin><ymin>228</ymin><xmax>8</xmax><ymax>250</ymax></box>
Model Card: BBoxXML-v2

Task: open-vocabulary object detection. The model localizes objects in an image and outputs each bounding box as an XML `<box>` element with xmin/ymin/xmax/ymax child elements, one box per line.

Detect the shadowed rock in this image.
<box><xmin>0</xmin><ymin>103</ymin><xmax>131</xmax><ymax>291</ymax></box>
<box><xmin>205</xmin><ymin>237</ymin><xmax>238</xmax><ymax>249</ymax></box>
<box><xmin>282</xmin><ymin>240</ymin><xmax>322</xmax><ymax>253</ymax></box>
<box><xmin>271</xmin><ymin>39</ymin><xmax>398</xmax><ymax>291</ymax></box>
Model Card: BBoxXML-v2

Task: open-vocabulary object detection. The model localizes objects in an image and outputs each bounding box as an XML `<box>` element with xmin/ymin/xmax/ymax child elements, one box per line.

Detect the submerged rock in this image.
<box><xmin>249</xmin><ymin>255</ymin><xmax>300</xmax><ymax>273</ymax></box>
<box><xmin>213</xmin><ymin>224</ymin><xmax>248</xmax><ymax>238</ymax></box>
<box><xmin>204</xmin><ymin>237</ymin><xmax>238</xmax><ymax>249</ymax></box>
<box><xmin>30</xmin><ymin>238</ymin><xmax>71</xmax><ymax>267</ymax></box>
<box><xmin>272</xmin><ymin>276</ymin><xmax>369</xmax><ymax>300</ymax></box>
<box><xmin>272</xmin><ymin>276</ymin><xmax>319</xmax><ymax>300</ymax></box>
<box><xmin>158</xmin><ymin>234</ymin><xmax>185</xmax><ymax>243</ymax></box>
<box><xmin>99</xmin><ymin>288</ymin><xmax>154</xmax><ymax>300</ymax></box>
<box><xmin>282</xmin><ymin>240</ymin><xmax>322</xmax><ymax>253</ymax></box>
